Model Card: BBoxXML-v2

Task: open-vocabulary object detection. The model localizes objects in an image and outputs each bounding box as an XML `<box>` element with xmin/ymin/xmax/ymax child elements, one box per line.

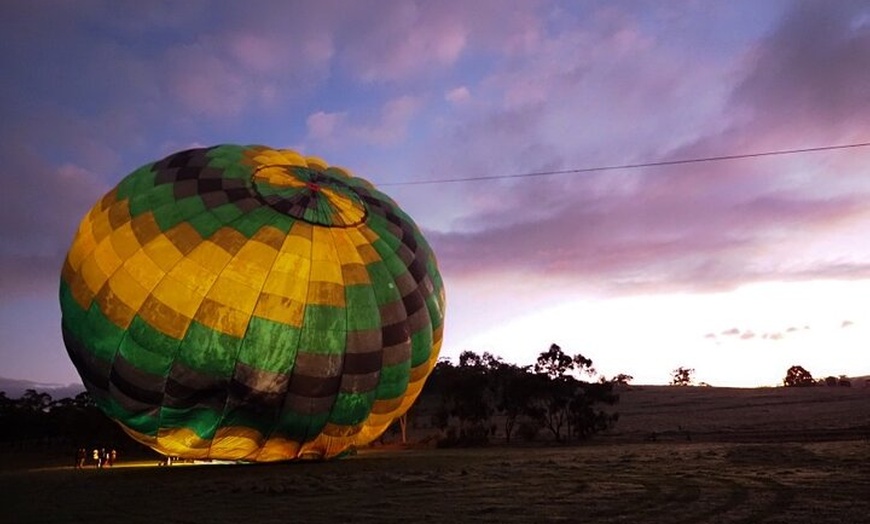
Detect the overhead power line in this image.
<box><xmin>379</xmin><ymin>140</ymin><xmax>870</xmax><ymax>186</ymax></box>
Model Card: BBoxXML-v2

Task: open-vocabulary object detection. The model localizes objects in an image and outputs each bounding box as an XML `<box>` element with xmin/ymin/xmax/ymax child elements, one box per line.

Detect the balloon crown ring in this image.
<box><xmin>251</xmin><ymin>163</ymin><xmax>368</xmax><ymax>228</ymax></box>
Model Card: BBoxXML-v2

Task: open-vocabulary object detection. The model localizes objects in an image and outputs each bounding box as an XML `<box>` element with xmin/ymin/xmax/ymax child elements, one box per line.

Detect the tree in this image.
<box><xmin>20</xmin><ymin>389</ymin><xmax>53</xmax><ymax>412</ymax></box>
<box><xmin>490</xmin><ymin>362</ymin><xmax>535</xmax><ymax>444</ymax></box>
<box><xmin>532</xmin><ymin>344</ymin><xmax>584</xmax><ymax>441</ymax></box>
<box><xmin>419</xmin><ymin>347</ymin><xmax>622</xmax><ymax>445</ymax></box>
<box><xmin>568</xmin><ymin>382</ymin><xmax>620</xmax><ymax>440</ymax></box>
<box><xmin>783</xmin><ymin>365</ymin><xmax>815</xmax><ymax>387</ymax></box>
<box><xmin>526</xmin><ymin>372</ymin><xmax>571</xmax><ymax>442</ymax></box>
<box><xmin>670</xmin><ymin>367</ymin><xmax>695</xmax><ymax>386</ymax></box>
<box><xmin>534</xmin><ymin>343</ymin><xmax>597</xmax><ymax>380</ymax></box>
<box><xmin>527</xmin><ymin>343</ymin><xmax>617</xmax><ymax>442</ymax></box>
<box><xmin>428</xmin><ymin>351</ymin><xmax>496</xmax><ymax>445</ymax></box>
<box><xmin>451</xmin><ymin>355</ymin><xmax>494</xmax><ymax>434</ymax></box>
<box><xmin>0</xmin><ymin>389</ymin><xmax>143</xmax><ymax>452</ymax></box>
<box><xmin>534</xmin><ymin>344</ymin><xmax>575</xmax><ymax>379</ymax></box>
<box><xmin>612</xmin><ymin>373</ymin><xmax>633</xmax><ymax>385</ymax></box>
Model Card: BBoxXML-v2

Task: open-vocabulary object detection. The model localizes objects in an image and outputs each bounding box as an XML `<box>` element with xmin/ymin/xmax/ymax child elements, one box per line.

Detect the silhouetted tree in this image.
<box><xmin>0</xmin><ymin>389</ymin><xmax>146</xmax><ymax>455</ymax></box>
<box><xmin>534</xmin><ymin>344</ymin><xmax>574</xmax><ymax>379</ymax></box>
<box><xmin>419</xmin><ymin>347</ymin><xmax>622</xmax><ymax>445</ymax></box>
<box><xmin>783</xmin><ymin>365</ymin><xmax>815</xmax><ymax>387</ymax></box>
<box><xmin>534</xmin><ymin>343</ymin><xmax>596</xmax><ymax>380</ymax></box>
<box><xmin>609</xmin><ymin>373</ymin><xmax>634</xmax><ymax>386</ymax></box>
<box><xmin>20</xmin><ymin>389</ymin><xmax>53</xmax><ymax>413</ymax></box>
<box><xmin>568</xmin><ymin>381</ymin><xmax>620</xmax><ymax>440</ymax></box>
<box><xmin>490</xmin><ymin>362</ymin><xmax>535</xmax><ymax>443</ymax></box>
<box><xmin>452</xmin><ymin>351</ymin><xmax>496</xmax><ymax>436</ymax></box>
<box><xmin>528</xmin><ymin>344</ymin><xmax>614</xmax><ymax>442</ymax></box>
<box><xmin>670</xmin><ymin>367</ymin><xmax>695</xmax><ymax>386</ymax></box>
<box><xmin>427</xmin><ymin>351</ymin><xmax>499</xmax><ymax>445</ymax></box>
<box><xmin>526</xmin><ymin>372</ymin><xmax>571</xmax><ymax>441</ymax></box>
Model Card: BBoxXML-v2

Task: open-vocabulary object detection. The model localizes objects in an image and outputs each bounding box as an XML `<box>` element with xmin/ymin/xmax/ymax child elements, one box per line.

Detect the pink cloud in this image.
<box><xmin>306</xmin><ymin>111</ymin><xmax>347</xmax><ymax>141</ymax></box>
<box><xmin>732</xmin><ymin>3</ymin><xmax>870</xmax><ymax>141</ymax></box>
<box><xmin>445</xmin><ymin>86</ymin><xmax>471</xmax><ymax>104</ymax></box>
<box><xmin>307</xmin><ymin>95</ymin><xmax>422</xmax><ymax>147</ymax></box>
<box><xmin>359</xmin><ymin>95</ymin><xmax>422</xmax><ymax>144</ymax></box>
<box><xmin>0</xmin><ymin>141</ymin><xmax>107</xmax><ymax>296</ymax></box>
<box><xmin>228</xmin><ymin>34</ymin><xmax>295</xmax><ymax>73</ymax></box>
<box><xmin>164</xmin><ymin>44</ymin><xmax>250</xmax><ymax>117</ymax></box>
<box><xmin>327</xmin><ymin>0</ymin><xmax>549</xmax><ymax>83</ymax></box>
<box><xmin>710</xmin><ymin>327</ymin><xmax>795</xmax><ymax>344</ymax></box>
<box><xmin>428</xmin><ymin>141</ymin><xmax>870</xmax><ymax>291</ymax></box>
<box><xmin>339</xmin><ymin>3</ymin><xmax>468</xmax><ymax>82</ymax></box>
<box><xmin>422</xmin><ymin>2</ymin><xmax>870</xmax><ymax>295</ymax></box>
<box><xmin>431</xmin><ymin>174</ymin><xmax>870</xmax><ymax>294</ymax></box>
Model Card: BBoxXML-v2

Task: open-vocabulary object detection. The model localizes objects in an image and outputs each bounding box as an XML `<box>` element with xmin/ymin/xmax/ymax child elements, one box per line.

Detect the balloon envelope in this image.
<box><xmin>60</xmin><ymin>145</ymin><xmax>445</xmax><ymax>461</ymax></box>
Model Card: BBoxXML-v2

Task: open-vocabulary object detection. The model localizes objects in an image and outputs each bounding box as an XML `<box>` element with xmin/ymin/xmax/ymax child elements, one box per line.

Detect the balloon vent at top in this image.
<box><xmin>59</xmin><ymin>145</ymin><xmax>445</xmax><ymax>461</ymax></box>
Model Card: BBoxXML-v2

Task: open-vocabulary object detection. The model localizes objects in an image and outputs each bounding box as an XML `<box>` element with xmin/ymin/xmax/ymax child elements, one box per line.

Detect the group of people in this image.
<box><xmin>75</xmin><ymin>447</ymin><xmax>117</xmax><ymax>468</ymax></box>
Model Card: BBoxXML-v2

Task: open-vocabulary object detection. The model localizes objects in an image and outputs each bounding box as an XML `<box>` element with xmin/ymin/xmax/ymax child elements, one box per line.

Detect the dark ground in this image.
<box><xmin>2</xmin><ymin>385</ymin><xmax>868</xmax><ymax>524</ymax></box>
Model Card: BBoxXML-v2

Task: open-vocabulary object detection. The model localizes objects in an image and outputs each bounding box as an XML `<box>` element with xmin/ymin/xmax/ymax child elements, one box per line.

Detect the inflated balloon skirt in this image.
<box><xmin>60</xmin><ymin>145</ymin><xmax>445</xmax><ymax>461</ymax></box>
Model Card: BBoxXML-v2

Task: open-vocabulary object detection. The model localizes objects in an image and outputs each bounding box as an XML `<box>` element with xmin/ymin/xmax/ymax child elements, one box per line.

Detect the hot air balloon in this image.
<box><xmin>59</xmin><ymin>144</ymin><xmax>445</xmax><ymax>461</ymax></box>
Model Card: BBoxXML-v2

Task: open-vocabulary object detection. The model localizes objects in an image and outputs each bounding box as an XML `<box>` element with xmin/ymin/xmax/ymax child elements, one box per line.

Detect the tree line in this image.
<box><xmin>782</xmin><ymin>365</ymin><xmax>854</xmax><ymax>387</ymax></box>
<box><xmin>0</xmin><ymin>389</ymin><xmax>137</xmax><ymax>451</ymax></box>
<box><xmin>665</xmin><ymin>365</ymin><xmax>857</xmax><ymax>388</ymax></box>
<box><xmin>1</xmin><ymin>343</ymin><xmax>626</xmax><ymax>451</ymax></box>
<box><xmin>6</xmin><ymin>356</ymin><xmax>853</xmax><ymax>452</ymax></box>
<box><xmin>418</xmin><ymin>344</ymin><xmax>625</xmax><ymax>446</ymax></box>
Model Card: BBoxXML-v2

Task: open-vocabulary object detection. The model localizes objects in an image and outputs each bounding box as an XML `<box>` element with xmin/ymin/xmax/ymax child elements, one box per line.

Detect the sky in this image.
<box><xmin>2</xmin><ymin>0</ymin><xmax>870</xmax><ymax>389</ymax></box>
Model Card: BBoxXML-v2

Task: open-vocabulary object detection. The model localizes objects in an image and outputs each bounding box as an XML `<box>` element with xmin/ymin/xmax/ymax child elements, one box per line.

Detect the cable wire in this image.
<box><xmin>379</xmin><ymin>141</ymin><xmax>870</xmax><ymax>186</ymax></box>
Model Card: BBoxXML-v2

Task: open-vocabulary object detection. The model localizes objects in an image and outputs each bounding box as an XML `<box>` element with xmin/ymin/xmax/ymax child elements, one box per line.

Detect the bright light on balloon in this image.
<box><xmin>60</xmin><ymin>144</ymin><xmax>445</xmax><ymax>461</ymax></box>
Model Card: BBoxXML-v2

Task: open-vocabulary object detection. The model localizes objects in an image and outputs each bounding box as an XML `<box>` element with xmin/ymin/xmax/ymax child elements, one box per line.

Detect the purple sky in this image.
<box><xmin>2</xmin><ymin>1</ymin><xmax>869</xmax><ymax>387</ymax></box>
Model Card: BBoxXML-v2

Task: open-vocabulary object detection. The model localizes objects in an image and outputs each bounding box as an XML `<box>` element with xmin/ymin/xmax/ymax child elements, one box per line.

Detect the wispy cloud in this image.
<box><xmin>707</xmin><ymin>323</ymin><xmax>816</xmax><ymax>344</ymax></box>
<box><xmin>426</xmin><ymin>1</ymin><xmax>870</xmax><ymax>294</ymax></box>
<box><xmin>0</xmin><ymin>142</ymin><xmax>107</xmax><ymax>296</ymax></box>
<box><xmin>445</xmin><ymin>86</ymin><xmax>471</xmax><ymax>104</ymax></box>
<box><xmin>306</xmin><ymin>95</ymin><xmax>423</xmax><ymax>147</ymax></box>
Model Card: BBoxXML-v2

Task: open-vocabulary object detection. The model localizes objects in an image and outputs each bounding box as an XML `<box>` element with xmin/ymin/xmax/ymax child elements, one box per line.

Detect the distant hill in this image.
<box><xmin>0</xmin><ymin>377</ymin><xmax>85</xmax><ymax>399</ymax></box>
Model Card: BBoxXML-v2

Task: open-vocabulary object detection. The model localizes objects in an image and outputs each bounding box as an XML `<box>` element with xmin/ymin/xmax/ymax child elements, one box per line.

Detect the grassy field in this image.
<box><xmin>1</xmin><ymin>385</ymin><xmax>867</xmax><ymax>523</ymax></box>
<box><xmin>604</xmin><ymin>383</ymin><xmax>870</xmax><ymax>442</ymax></box>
